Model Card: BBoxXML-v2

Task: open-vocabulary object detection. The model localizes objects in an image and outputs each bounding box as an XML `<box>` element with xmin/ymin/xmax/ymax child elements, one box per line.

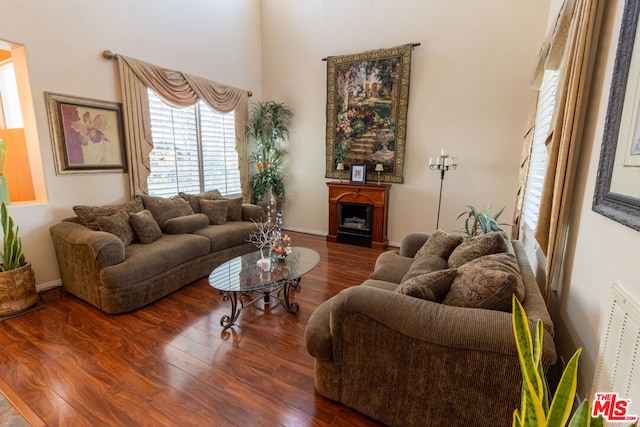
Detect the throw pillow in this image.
<box><xmin>395</xmin><ymin>268</ymin><xmax>458</xmax><ymax>302</ymax></box>
<box><xmin>442</xmin><ymin>253</ymin><xmax>524</xmax><ymax>312</ymax></box>
<box><xmin>164</xmin><ymin>213</ymin><xmax>209</xmax><ymax>234</ymax></box>
<box><xmin>414</xmin><ymin>230</ymin><xmax>464</xmax><ymax>260</ymax></box>
<box><xmin>129</xmin><ymin>210</ymin><xmax>162</xmax><ymax>244</ymax></box>
<box><xmin>95</xmin><ymin>210</ymin><xmax>136</xmax><ymax>246</ymax></box>
<box><xmin>225</xmin><ymin>197</ymin><xmax>243</xmax><ymax>222</ymax></box>
<box><xmin>140</xmin><ymin>195</ymin><xmax>194</xmax><ymax>231</ymax></box>
<box><xmin>200</xmin><ymin>199</ymin><xmax>228</xmax><ymax>225</ymax></box>
<box><xmin>400</xmin><ymin>255</ymin><xmax>448</xmax><ymax>283</ymax></box>
<box><xmin>447</xmin><ymin>231</ymin><xmax>511</xmax><ymax>268</ymax></box>
<box><xmin>178</xmin><ymin>189</ymin><xmax>223</xmax><ymax>213</ymax></box>
<box><xmin>73</xmin><ymin>199</ymin><xmax>144</xmax><ymax>230</ymax></box>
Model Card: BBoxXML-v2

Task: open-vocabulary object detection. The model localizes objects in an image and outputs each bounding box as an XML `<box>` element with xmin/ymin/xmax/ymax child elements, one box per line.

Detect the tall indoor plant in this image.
<box><xmin>247</xmin><ymin>101</ymin><xmax>293</xmax><ymax>203</ymax></box>
<box><xmin>0</xmin><ymin>201</ymin><xmax>37</xmax><ymax>316</ymax></box>
<box><xmin>457</xmin><ymin>204</ymin><xmax>506</xmax><ymax>237</ymax></box>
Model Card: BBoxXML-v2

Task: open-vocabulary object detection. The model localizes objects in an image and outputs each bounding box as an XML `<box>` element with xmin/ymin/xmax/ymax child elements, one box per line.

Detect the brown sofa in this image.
<box><xmin>50</xmin><ymin>192</ymin><xmax>264</xmax><ymax>314</ymax></box>
<box><xmin>305</xmin><ymin>231</ymin><xmax>556</xmax><ymax>427</ymax></box>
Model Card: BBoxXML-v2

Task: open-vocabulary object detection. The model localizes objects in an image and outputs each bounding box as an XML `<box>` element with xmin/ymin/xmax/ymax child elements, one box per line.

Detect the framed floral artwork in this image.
<box><xmin>325</xmin><ymin>44</ymin><xmax>413</xmax><ymax>184</ymax></box>
<box><xmin>45</xmin><ymin>92</ymin><xmax>126</xmax><ymax>174</ymax></box>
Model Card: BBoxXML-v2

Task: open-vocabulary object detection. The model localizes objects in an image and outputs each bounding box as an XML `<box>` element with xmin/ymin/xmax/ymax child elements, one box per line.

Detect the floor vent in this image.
<box><xmin>591</xmin><ymin>284</ymin><xmax>640</xmax><ymax>421</ymax></box>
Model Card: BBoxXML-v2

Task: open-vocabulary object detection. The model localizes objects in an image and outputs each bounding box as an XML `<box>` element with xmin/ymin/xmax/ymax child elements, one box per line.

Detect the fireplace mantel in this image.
<box><xmin>326</xmin><ymin>182</ymin><xmax>391</xmax><ymax>249</ymax></box>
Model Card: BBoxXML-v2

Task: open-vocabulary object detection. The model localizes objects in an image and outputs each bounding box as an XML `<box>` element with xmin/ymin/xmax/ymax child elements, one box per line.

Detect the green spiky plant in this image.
<box><xmin>247</xmin><ymin>101</ymin><xmax>293</xmax><ymax>201</ymax></box>
<box><xmin>0</xmin><ymin>201</ymin><xmax>25</xmax><ymax>272</ymax></box>
<box><xmin>457</xmin><ymin>204</ymin><xmax>506</xmax><ymax>237</ymax></box>
<box><xmin>512</xmin><ymin>295</ymin><xmax>604</xmax><ymax>426</ymax></box>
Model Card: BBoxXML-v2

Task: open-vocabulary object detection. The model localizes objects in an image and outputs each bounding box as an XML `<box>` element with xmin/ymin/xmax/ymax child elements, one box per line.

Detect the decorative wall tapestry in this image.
<box><xmin>325</xmin><ymin>44</ymin><xmax>413</xmax><ymax>183</ymax></box>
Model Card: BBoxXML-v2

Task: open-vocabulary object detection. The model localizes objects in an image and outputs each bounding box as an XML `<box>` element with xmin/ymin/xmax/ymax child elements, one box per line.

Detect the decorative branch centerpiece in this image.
<box><xmin>247</xmin><ymin>220</ymin><xmax>276</xmax><ymax>270</ymax></box>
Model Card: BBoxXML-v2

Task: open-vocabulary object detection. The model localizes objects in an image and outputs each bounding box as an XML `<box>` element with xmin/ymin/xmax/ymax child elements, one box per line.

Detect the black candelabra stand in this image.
<box><xmin>429</xmin><ymin>150</ymin><xmax>458</xmax><ymax>230</ymax></box>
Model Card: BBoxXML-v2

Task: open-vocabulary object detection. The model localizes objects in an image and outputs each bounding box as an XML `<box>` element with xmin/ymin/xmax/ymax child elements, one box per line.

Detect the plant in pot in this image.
<box><xmin>457</xmin><ymin>204</ymin><xmax>506</xmax><ymax>238</ymax></box>
<box><xmin>0</xmin><ymin>202</ymin><xmax>37</xmax><ymax>316</ymax></box>
<box><xmin>247</xmin><ymin>101</ymin><xmax>293</xmax><ymax>222</ymax></box>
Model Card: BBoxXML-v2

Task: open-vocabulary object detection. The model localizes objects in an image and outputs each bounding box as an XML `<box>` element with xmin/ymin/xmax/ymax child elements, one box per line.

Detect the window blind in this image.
<box><xmin>147</xmin><ymin>90</ymin><xmax>240</xmax><ymax>197</ymax></box>
<box><xmin>522</xmin><ymin>70</ymin><xmax>559</xmax><ymax>231</ymax></box>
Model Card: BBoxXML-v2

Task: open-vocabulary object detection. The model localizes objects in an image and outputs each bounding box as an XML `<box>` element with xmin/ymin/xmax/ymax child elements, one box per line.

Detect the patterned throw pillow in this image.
<box><xmin>95</xmin><ymin>210</ymin><xmax>136</xmax><ymax>245</ymax></box>
<box><xmin>401</xmin><ymin>255</ymin><xmax>448</xmax><ymax>283</ymax></box>
<box><xmin>447</xmin><ymin>231</ymin><xmax>511</xmax><ymax>268</ymax></box>
<box><xmin>73</xmin><ymin>199</ymin><xmax>144</xmax><ymax>230</ymax></box>
<box><xmin>178</xmin><ymin>190</ymin><xmax>223</xmax><ymax>213</ymax></box>
<box><xmin>129</xmin><ymin>210</ymin><xmax>162</xmax><ymax>244</ymax></box>
<box><xmin>395</xmin><ymin>268</ymin><xmax>458</xmax><ymax>302</ymax></box>
<box><xmin>200</xmin><ymin>199</ymin><xmax>228</xmax><ymax>225</ymax></box>
<box><xmin>140</xmin><ymin>195</ymin><xmax>194</xmax><ymax>231</ymax></box>
<box><xmin>414</xmin><ymin>230</ymin><xmax>464</xmax><ymax>260</ymax></box>
<box><xmin>225</xmin><ymin>197</ymin><xmax>243</xmax><ymax>222</ymax></box>
<box><xmin>442</xmin><ymin>253</ymin><xmax>524</xmax><ymax>312</ymax></box>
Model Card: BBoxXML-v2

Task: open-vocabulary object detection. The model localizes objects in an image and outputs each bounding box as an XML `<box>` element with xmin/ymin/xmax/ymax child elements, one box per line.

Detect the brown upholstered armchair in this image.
<box><xmin>304</xmin><ymin>232</ymin><xmax>556</xmax><ymax>427</ymax></box>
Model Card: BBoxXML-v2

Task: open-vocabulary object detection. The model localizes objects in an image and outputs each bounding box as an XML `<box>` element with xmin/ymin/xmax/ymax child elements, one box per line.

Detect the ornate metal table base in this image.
<box><xmin>219</xmin><ymin>278</ymin><xmax>301</xmax><ymax>329</ymax></box>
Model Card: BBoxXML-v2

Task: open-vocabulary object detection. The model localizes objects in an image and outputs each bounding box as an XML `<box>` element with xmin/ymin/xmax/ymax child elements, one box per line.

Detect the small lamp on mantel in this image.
<box><xmin>375</xmin><ymin>163</ymin><xmax>384</xmax><ymax>184</ymax></box>
<box><xmin>336</xmin><ymin>162</ymin><xmax>345</xmax><ymax>183</ymax></box>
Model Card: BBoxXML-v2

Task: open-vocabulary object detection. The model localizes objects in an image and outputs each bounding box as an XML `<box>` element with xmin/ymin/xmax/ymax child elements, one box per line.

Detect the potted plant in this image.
<box><xmin>457</xmin><ymin>204</ymin><xmax>506</xmax><ymax>237</ymax></box>
<box><xmin>511</xmin><ymin>295</ymin><xmax>606</xmax><ymax>426</ymax></box>
<box><xmin>0</xmin><ymin>202</ymin><xmax>37</xmax><ymax>316</ymax></box>
<box><xmin>247</xmin><ymin>101</ymin><xmax>293</xmax><ymax>203</ymax></box>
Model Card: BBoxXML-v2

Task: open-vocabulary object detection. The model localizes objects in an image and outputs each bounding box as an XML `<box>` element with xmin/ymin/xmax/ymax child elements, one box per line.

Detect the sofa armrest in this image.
<box><xmin>398</xmin><ymin>232</ymin><xmax>429</xmax><ymax>257</ymax></box>
<box><xmin>326</xmin><ymin>286</ymin><xmax>556</xmax><ymax>364</ymax></box>
<box><xmin>50</xmin><ymin>221</ymin><xmax>125</xmax><ymax>309</ymax></box>
<box><xmin>242</xmin><ymin>204</ymin><xmax>266</xmax><ymax>222</ymax></box>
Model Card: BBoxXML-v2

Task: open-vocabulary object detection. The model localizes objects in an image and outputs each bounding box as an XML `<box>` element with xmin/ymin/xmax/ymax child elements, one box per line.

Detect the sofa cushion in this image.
<box><xmin>129</xmin><ymin>210</ymin><xmax>162</xmax><ymax>244</ymax></box>
<box><xmin>164</xmin><ymin>213</ymin><xmax>209</xmax><ymax>234</ymax></box>
<box><xmin>414</xmin><ymin>230</ymin><xmax>464</xmax><ymax>260</ymax></box>
<box><xmin>140</xmin><ymin>195</ymin><xmax>194</xmax><ymax>231</ymax></box>
<box><xmin>447</xmin><ymin>232</ymin><xmax>511</xmax><ymax>268</ymax></box>
<box><xmin>73</xmin><ymin>199</ymin><xmax>144</xmax><ymax>230</ymax></box>
<box><xmin>361</xmin><ymin>279</ymin><xmax>400</xmax><ymax>292</ymax></box>
<box><xmin>395</xmin><ymin>268</ymin><xmax>458</xmax><ymax>302</ymax></box>
<box><xmin>442</xmin><ymin>253</ymin><xmax>524</xmax><ymax>312</ymax></box>
<box><xmin>200</xmin><ymin>199</ymin><xmax>228</xmax><ymax>225</ymax></box>
<box><xmin>369</xmin><ymin>250</ymin><xmax>415</xmax><ymax>284</ymax></box>
<box><xmin>193</xmin><ymin>221</ymin><xmax>257</xmax><ymax>252</ymax></box>
<box><xmin>225</xmin><ymin>197</ymin><xmax>243</xmax><ymax>221</ymax></box>
<box><xmin>95</xmin><ymin>210</ymin><xmax>136</xmax><ymax>246</ymax></box>
<box><xmin>179</xmin><ymin>190</ymin><xmax>223</xmax><ymax>213</ymax></box>
<box><xmin>100</xmin><ymin>233</ymin><xmax>211</xmax><ymax>289</ymax></box>
<box><xmin>401</xmin><ymin>255</ymin><xmax>448</xmax><ymax>283</ymax></box>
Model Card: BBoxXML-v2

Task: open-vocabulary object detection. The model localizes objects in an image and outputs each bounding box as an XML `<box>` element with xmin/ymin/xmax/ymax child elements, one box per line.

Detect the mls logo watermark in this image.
<box><xmin>592</xmin><ymin>393</ymin><xmax>638</xmax><ymax>422</ymax></box>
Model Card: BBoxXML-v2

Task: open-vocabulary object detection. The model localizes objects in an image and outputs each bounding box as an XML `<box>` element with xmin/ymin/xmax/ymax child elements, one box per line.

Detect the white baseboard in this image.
<box><xmin>37</xmin><ymin>280</ymin><xmax>62</xmax><ymax>293</ymax></box>
<box><xmin>284</xmin><ymin>226</ymin><xmax>326</xmax><ymax>236</ymax></box>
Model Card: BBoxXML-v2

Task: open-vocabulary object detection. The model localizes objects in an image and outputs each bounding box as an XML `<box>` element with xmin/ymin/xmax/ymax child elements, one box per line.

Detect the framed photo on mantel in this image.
<box><xmin>350</xmin><ymin>163</ymin><xmax>367</xmax><ymax>184</ymax></box>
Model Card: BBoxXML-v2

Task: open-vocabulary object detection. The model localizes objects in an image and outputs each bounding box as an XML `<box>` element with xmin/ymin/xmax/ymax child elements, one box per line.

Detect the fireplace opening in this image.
<box><xmin>337</xmin><ymin>202</ymin><xmax>372</xmax><ymax>247</ymax></box>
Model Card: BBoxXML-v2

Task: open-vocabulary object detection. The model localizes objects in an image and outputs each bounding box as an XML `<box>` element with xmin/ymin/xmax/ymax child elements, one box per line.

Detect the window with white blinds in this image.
<box><xmin>522</xmin><ymin>70</ymin><xmax>560</xmax><ymax>231</ymax></box>
<box><xmin>147</xmin><ymin>89</ymin><xmax>241</xmax><ymax>197</ymax></box>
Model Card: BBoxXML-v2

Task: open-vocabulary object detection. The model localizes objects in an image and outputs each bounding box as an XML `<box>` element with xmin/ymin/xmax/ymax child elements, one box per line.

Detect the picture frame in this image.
<box><xmin>350</xmin><ymin>163</ymin><xmax>367</xmax><ymax>184</ymax></box>
<box><xmin>45</xmin><ymin>92</ymin><xmax>126</xmax><ymax>174</ymax></box>
<box><xmin>592</xmin><ymin>0</ymin><xmax>640</xmax><ymax>231</ymax></box>
<box><xmin>325</xmin><ymin>44</ymin><xmax>413</xmax><ymax>184</ymax></box>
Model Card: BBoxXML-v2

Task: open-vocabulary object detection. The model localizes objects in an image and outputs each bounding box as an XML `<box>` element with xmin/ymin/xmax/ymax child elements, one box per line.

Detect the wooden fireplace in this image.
<box><xmin>326</xmin><ymin>182</ymin><xmax>391</xmax><ymax>249</ymax></box>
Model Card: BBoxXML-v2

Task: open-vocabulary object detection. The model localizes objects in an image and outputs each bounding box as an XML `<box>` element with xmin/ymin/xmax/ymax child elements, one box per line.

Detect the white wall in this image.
<box><xmin>260</xmin><ymin>0</ymin><xmax>551</xmax><ymax>242</ymax></box>
<box><xmin>0</xmin><ymin>0</ymin><xmax>262</xmax><ymax>286</ymax></box>
<box><xmin>549</xmin><ymin>0</ymin><xmax>640</xmax><ymax>399</ymax></box>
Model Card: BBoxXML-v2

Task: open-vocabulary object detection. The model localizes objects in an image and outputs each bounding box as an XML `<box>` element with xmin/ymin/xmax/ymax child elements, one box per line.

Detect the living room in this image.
<box><xmin>1</xmin><ymin>0</ymin><xmax>639</xmax><ymax>424</ymax></box>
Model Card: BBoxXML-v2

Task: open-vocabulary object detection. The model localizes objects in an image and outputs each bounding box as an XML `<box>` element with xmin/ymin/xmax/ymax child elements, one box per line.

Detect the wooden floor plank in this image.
<box><xmin>0</xmin><ymin>232</ymin><xmax>388</xmax><ymax>426</ymax></box>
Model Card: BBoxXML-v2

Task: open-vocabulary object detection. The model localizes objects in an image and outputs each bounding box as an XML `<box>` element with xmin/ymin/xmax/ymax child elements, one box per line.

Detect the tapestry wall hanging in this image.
<box><xmin>325</xmin><ymin>44</ymin><xmax>413</xmax><ymax>184</ymax></box>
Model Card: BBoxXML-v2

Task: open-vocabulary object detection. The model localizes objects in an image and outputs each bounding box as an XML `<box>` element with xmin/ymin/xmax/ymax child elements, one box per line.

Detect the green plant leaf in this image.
<box><xmin>568</xmin><ymin>400</ymin><xmax>591</xmax><ymax>427</ymax></box>
<box><xmin>547</xmin><ymin>348</ymin><xmax>582</xmax><ymax>427</ymax></box>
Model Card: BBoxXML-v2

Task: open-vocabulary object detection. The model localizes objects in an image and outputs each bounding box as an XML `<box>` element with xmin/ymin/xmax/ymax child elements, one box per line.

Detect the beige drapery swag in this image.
<box><xmin>513</xmin><ymin>0</ymin><xmax>599</xmax><ymax>299</ymax></box>
<box><xmin>114</xmin><ymin>54</ymin><xmax>251</xmax><ymax>201</ymax></box>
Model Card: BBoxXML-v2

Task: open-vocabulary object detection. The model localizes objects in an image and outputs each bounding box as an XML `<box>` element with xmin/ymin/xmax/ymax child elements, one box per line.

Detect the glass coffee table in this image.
<box><xmin>209</xmin><ymin>247</ymin><xmax>320</xmax><ymax>329</ymax></box>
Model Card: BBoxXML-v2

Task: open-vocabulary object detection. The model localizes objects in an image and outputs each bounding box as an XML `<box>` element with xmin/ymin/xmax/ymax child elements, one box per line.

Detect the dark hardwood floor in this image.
<box><xmin>0</xmin><ymin>232</ymin><xmax>389</xmax><ymax>426</ymax></box>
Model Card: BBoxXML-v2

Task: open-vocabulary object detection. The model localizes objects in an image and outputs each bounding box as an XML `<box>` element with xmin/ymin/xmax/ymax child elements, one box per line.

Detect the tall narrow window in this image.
<box><xmin>522</xmin><ymin>70</ymin><xmax>560</xmax><ymax>232</ymax></box>
<box><xmin>147</xmin><ymin>90</ymin><xmax>240</xmax><ymax>197</ymax></box>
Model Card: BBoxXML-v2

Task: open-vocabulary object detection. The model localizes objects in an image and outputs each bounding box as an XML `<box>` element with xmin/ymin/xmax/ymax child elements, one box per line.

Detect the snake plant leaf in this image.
<box><xmin>547</xmin><ymin>348</ymin><xmax>581</xmax><ymax>426</ymax></box>
<box><xmin>512</xmin><ymin>296</ymin><xmax>547</xmax><ymax>423</ymax></box>
<box><xmin>567</xmin><ymin>400</ymin><xmax>594</xmax><ymax>427</ymax></box>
